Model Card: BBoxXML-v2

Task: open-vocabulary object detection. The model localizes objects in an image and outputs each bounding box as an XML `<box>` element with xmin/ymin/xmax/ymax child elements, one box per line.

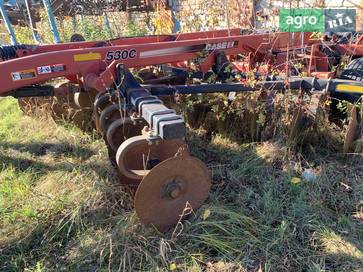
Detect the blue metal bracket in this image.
<box><xmin>42</xmin><ymin>0</ymin><xmax>61</xmax><ymax>43</ymax></box>
<box><xmin>25</xmin><ymin>0</ymin><xmax>41</xmax><ymax>43</ymax></box>
<box><xmin>116</xmin><ymin>65</ymin><xmax>186</xmax><ymax>140</ymax></box>
<box><xmin>103</xmin><ymin>12</ymin><xmax>113</xmax><ymax>38</ymax></box>
<box><xmin>0</xmin><ymin>0</ymin><xmax>18</xmax><ymax>45</ymax></box>
<box><xmin>171</xmin><ymin>0</ymin><xmax>181</xmax><ymax>33</ymax></box>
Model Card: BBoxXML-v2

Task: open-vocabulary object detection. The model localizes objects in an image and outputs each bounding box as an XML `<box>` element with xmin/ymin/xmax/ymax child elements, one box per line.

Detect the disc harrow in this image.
<box><xmin>1</xmin><ymin>29</ymin><xmax>363</xmax><ymax>231</ymax></box>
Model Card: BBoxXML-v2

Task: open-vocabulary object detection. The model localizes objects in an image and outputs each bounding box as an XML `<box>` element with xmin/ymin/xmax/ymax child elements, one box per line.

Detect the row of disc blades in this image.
<box><xmin>93</xmin><ymin>90</ymin><xmax>212</xmax><ymax>231</ymax></box>
<box><xmin>17</xmin><ymin>84</ymin><xmax>361</xmax><ymax>231</ymax></box>
<box><xmin>18</xmin><ymin>85</ymin><xmax>212</xmax><ymax>231</ymax></box>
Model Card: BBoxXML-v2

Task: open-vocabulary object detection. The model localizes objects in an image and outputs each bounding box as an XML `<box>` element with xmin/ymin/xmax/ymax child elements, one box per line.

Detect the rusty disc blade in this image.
<box><xmin>116</xmin><ymin>169</ymin><xmax>142</xmax><ymax>187</ymax></box>
<box><xmin>99</xmin><ymin>104</ymin><xmax>126</xmax><ymax>133</ymax></box>
<box><xmin>51</xmin><ymin>93</ymin><xmax>76</xmax><ymax>120</ymax></box>
<box><xmin>108</xmin><ymin>147</ymin><xmax>140</xmax><ymax>186</ymax></box>
<box><xmin>18</xmin><ymin>97</ymin><xmax>43</xmax><ymax>116</ymax></box>
<box><xmin>72</xmin><ymin>109</ymin><xmax>94</xmax><ymax>131</ymax></box>
<box><xmin>52</xmin><ymin>93</ymin><xmax>94</xmax><ymax>132</ymax></box>
<box><xmin>74</xmin><ymin>90</ymin><xmax>98</xmax><ymax>109</ymax></box>
<box><xmin>288</xmin><ymin>106</ymin><xmax>304</xmax><ymax>143</ymax></box>
<box><xmin>93</xmin><ymin>92</ymin><xmax>111</xmax><ymax>132</ymax></box>
<box><xmin>116</xmin><ymin>135</ymin><xmax>188</xmax><ymax>180</ymax></box>
<box><xmin>93</xmin><ymin>91</ymin><xmax>107</xmax><ymax>109</ymax></box>
<box><xmin>94</xmin><ymin>92</ymin><xmax>124</xmax><ymax>133</ymax></box>
<box><xmin>93</xmin><ymin>92</ymin><xmax>120</xmax><ymax>114</ymax></box>
<box><xmin>343</xmin><ymin>106</ymin><xmax>360</xmax><ymax>153</ymax></box>
<box><xmin>51</xmin><ymin>97</ymin><xmax>66</xmax><ymax>119</ymax></box>
<box><xmin>18</xmin><ymin>96</ymin><xmax>53</xmax><ymax>116</ymax></box>
<box><xmin>106</xmin><ymin>118</ymin><xmax>146</xmax><ymax>152</ymax></box>
<box><xmin>51</xmin><ymin>82</ymin><xmax>79</xmax><ymax>121</ymax></box>
<box><xmin>134</xmin><ymin>155</ymin><xmax>211</xmax><ymax>231</ymax></box>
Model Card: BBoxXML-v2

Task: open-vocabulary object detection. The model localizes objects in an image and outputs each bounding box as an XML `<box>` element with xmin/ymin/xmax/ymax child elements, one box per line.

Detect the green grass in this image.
<box><xmin>0</xmin><ymin>97</ymin><xmax>362</xmax><ymax>271</ymax></box>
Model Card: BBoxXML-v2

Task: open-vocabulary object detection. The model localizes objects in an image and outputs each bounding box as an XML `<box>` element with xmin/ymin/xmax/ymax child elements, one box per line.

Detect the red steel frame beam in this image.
<box><xmin>305</xmin><ymin>42</ymin><xmax>363</xmax><ymax>77</ymax></box>
<box><xmin>0</xmin><ymin>32</ymin><xmax>313</xmax><ymax>96</ymax></box>
<box><xmin>336</xmin><ymin>44</ymin><xmax>363</xmax><ymax>57</ymax></box>
<box><xmin>14</xmin><ymin>28</ymin><xmax>245</xmax><ymax>58</ymax></box>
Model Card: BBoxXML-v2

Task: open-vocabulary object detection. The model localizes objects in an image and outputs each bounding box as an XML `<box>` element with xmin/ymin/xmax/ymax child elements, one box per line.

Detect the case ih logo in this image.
<box><xmin>205</xmin><ymin>41</ymin><xmax>237</xmax><ymax>51</ymax></box>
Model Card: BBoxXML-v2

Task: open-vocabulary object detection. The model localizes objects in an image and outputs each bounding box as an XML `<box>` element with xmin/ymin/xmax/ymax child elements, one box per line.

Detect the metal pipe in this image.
<box><xmin>42</xmin><ymin>0</ymin><xmax>61</xmax><ymax>43</ymax></box>
<box><xmin>103</xmin><ymin>11</ymin><xmax>113</xmax><ymax>38</ymax></box>
<box><xmin>171</xmin><ymin>0</ymin><xmax>181</xmax><ymax>33</ymax></box>
<box><xmin>0</xmin><ymin>0</ymin><xmax>18</xmax><ymax>45</ymax></box>
<box><xmin>7</xmin><ymin>73</ymin><xmax>363</xmax><ymax>102</ymax></box>
<box><xmin>145</xmin><ymin>77</ymin><xmax>363</xmax><ymax>96</ymax></box>
<box><xmin>148</xmin><ymin>83</ymin><xmax>255</xmax><ymax>95</ymax></box>
<box><xmin>25</xmin><ymin>0</ymin><xmax>41</xmax><ymax>43</ymax></box>
<box><xmin>71</xmin><ymin>16</ymin><xmax>77</xmax><ymax>33</ymax></box>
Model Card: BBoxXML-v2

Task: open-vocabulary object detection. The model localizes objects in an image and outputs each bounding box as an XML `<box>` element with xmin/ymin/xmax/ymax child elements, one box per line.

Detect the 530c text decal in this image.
<box><xmin>105</xmin><ymin>49</ymin><xmax>137</xmax><ymax>61</ymax></box>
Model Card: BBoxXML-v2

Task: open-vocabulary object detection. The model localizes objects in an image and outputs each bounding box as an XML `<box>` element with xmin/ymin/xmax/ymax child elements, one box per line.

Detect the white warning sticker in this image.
<box><xmin>11</xmin><ymin>69</ymin><xmax>37</xmax><ymax>81</ymax></box>
<box><xmin>37</xmin><ymin>64</ymin><xmax>65</xmax><ymax>75</ymax></box>
<box><xmin>37</xmin><ymin>66</ymin><xmax>52</xmax><ymax>75</ymax></box>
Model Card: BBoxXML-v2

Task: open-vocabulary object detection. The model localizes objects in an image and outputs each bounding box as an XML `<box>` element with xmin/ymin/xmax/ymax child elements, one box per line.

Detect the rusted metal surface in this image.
<box><xmin>116</xmin><ymin>134</ymin><xmax>188</xmax><ymax>180</ymax></box>
<box><xmin>74</xmin><ymin>90</ymin><xmax>98</xmax><ymax>109</ymax></box>
<box><xmin>116</xmin><ymin>168</ymin><xmax>142</xmax><ymax>187</ymax></box>
<box><xmin>51</xmin><ymin>92</ymin><xmax>94</xmax><ymax>130</ymax></box>
<box><xmin>106</xmin><ymin>117</ymin><xmax>146</xmax><ymax>152</ymax></box>
<box><xmin>343</xmin><ymin>106</ymin><xmax>361</xmax><ymax>153</ymax></box>
<box><xmin>93</xmin><ymin>92</ymin><xmax>117</xmax><ymax>132</ymax></box>
<box><xmin>134</xmin><ymin>154</ymin><xmax>211</xmax><ymax>231</ymax></box>
<box><xmin>18</xmin><ymin>97</ymin><xmax>49</xmax><ymax>115</ymax></box>
<box><xmin>99</xmin><ymin>104</ymin><xmax>125</xmax><ymax>133</ymax></box>
<box><xmin>289</xmin><ymin>93</ymin><xmax>325</xmax><ymax>143</ymax></box>
<box><xmin>50</xmin><ymin>83</ymin><xmax>77</xmax><ymax>119</ymax></box>
<box><xmin>71</xmin><ymin>108</ymin><xmax>94</xmax><ymax>131</ymax></box>
<box><xmin>51</xmin><ymin>94</ymin><xmax>74</xmax><ymax>119</ymax></box>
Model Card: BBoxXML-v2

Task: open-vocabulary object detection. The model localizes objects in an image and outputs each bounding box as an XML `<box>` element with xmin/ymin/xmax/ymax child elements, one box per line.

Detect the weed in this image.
<box><xmin>0</xmin><ymin>94</ymin><xmax>362</xmax><ymax>272</ymax></box>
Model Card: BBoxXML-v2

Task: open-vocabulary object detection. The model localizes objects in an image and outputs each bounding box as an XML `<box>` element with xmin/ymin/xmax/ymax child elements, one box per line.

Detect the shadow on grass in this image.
<box><xmin>186</xmin><ymin>133</ymin><xmax>363</xmax><ymax>271</ymax></box>
<box><xmin>0</xmin><ymin>153</ymin><xmax>118</xmax><ymax>186</ymax></box>
<box><xmin>0</xmin><ymin>141</ymin><xmax>95</xmax><ymax>159</ymax></box>
<box><xmin>0</xmin><ymin>153</ymin><xmax>134</xmax><ymax>271</ymax></box>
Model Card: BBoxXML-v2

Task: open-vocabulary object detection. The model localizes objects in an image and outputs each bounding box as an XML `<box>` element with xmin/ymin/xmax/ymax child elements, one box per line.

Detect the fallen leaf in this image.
<box><xmin>202</xmin><ymin>209</ymin><xmax>211</xmax><ymax>220</ymax></box>
<box><xmin>169</xmin><ymin>263</ymin><xmax>177</xmax><ymax>271</ymax></box>
<box><xmin>290</xmin><ymin>177</ymin><xmax>302</xmax><ymax>184</ymax></box>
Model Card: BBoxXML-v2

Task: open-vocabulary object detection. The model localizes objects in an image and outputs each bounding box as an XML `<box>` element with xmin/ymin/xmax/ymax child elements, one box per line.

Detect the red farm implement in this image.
<box><xmin>0</xmin><ymin>29</ymin><xmax>362</xmax><ymax>230</ymax></box>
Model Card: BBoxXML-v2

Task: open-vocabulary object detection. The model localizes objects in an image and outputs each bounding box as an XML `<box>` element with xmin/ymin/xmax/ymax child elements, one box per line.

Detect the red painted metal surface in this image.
<box><xmin>14</xmin><ymin>29</ymin><xmax>245</xmax><ymax>58</ymax></box>
<box><xmin>0</xmin><ymin>31</ymin><xmax>314</xmax><ymax>96</ymax></box>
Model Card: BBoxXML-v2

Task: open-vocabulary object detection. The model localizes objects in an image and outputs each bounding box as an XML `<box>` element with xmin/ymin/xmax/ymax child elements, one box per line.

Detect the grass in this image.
<box><xmin>0</xmin><ymin>97</ymin><xmax>362</xmax><ymax>271</ymax></box>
